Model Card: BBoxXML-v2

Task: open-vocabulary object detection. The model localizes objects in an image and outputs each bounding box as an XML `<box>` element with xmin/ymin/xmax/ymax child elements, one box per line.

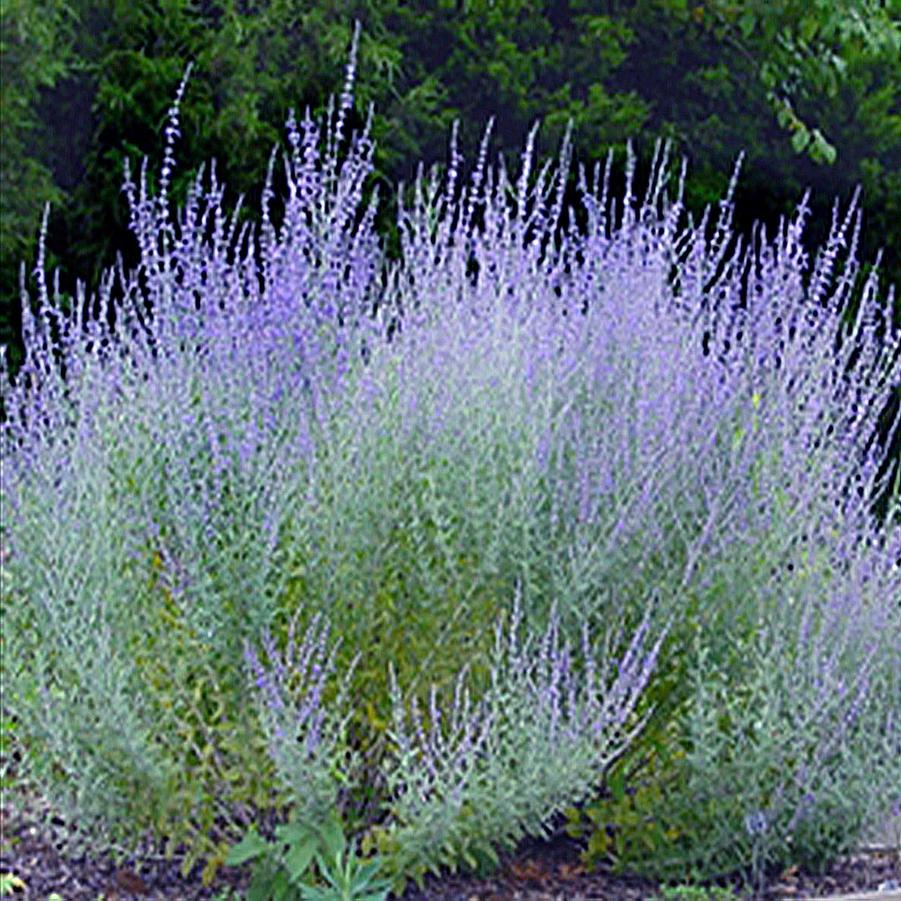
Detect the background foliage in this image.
<box><xmin>2</xmin><ymin>0</ymin><xmax>900</xmax><ymax>375</ymax></box>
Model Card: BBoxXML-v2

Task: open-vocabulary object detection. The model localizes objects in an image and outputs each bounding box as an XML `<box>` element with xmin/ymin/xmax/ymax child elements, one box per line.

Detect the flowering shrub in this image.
<box><xmin>369</xmin><ymin>587</ymin><xmax>663</xmax><ymax>888</ymax></box>
<box><xmin>1</xmin><ymin>29</ymin><xmax>899</xmax><ymax>894</ymax></box>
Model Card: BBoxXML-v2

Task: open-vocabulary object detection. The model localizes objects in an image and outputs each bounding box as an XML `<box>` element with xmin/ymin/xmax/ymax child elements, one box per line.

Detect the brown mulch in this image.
<box><xmin>0</xmin><ymin>795</ymin><xmax>253</xmax><ymax>900</ymax></box>
<box><xmin>2</xmin><ymin>798</ymin><xmax>899</xmax><ymax>901</ymax></box>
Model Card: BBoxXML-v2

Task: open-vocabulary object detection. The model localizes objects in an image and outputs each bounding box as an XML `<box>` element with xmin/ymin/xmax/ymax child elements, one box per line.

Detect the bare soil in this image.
<box><xmin>2</xmin><ymin>795</ymin><xmax>898</xmax><ymax>900</ymax></box>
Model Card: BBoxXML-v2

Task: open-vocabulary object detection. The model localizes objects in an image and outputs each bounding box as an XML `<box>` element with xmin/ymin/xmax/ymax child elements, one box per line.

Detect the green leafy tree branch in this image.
<box><xmin>680</xmin><ymin>0</ymin><xmax>901</xmax><ymax>164</ymax></box>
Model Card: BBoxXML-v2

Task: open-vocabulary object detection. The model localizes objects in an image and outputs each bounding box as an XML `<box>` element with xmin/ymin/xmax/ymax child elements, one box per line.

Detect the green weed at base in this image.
<box><xmin>224</xmin><ymin>809</ymin><xmax>392</xmax><ymax>901</ymax></box>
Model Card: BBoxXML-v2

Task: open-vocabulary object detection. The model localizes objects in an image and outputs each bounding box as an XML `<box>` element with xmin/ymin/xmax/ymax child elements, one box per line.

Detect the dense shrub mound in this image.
<box><xmin>2</xmin><ymin>40</ymin><xmax>899</xmax><ymax>898</ymax></box>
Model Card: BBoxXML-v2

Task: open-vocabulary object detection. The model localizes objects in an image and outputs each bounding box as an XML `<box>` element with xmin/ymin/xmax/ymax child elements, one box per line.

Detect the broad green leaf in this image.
<box><xmin>275</xmin><ymin>820</ymin><xmax>317</xmax><ymax>848</ymax></box>
<box><xmin>270</xmin><ymin>869</ymin><xmax>293</xmax><ymax>901</ymax></box>
<box><xmin>799</xmin><ymin>16</ymin><xmax>820</xmax><ymax>43</ymax></box>
<box><xmin>775</xmin><ymin>102</ymin><xmax>794</xmax><ymax>129</ymax></box>
<box><xmin>225</xmin><ymin>827</ymin><xmax>270</xmax><ymax>865</ymax></box>
<box><xmin>810</xmin><ymin>129</ymin><xmax>837</xmax><ymax>164</ymax></box>
<box><xmin>284</xmin><ymin>838</ymin><xmax>318</xmax><ymax>883</ymax></box>
<box><xmin>317</xmin><ymin>814</ymin><xmax>346</xmax><ymax>859</ymax></box>
<box><xmin>791</xmin><ymin>128</ymin><xmax>810</xmax><ymax>154</ymax></box>
<box><xmin>738</xmin><ymin>12</ymin><xmax>756</xmax><ymax>38</ymax></box>
<box><xmin>247</xmin><ymin>866</ymin><xmax>279</xmax><ymax>901</ymax></box>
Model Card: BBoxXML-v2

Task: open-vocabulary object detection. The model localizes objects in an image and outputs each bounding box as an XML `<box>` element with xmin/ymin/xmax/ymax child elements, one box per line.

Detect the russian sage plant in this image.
<box><xmin>0</xmin><ymin>45</ymin><xmax>388</xmax><ymax>872</ymax></box>
<box><xmin>243</xmin><ymin>612</ymin><xmax>360</xmax><ymax>825</ymax></box>
<box><xmin>1</xmin><ymin>22</ymin><xmax>899</xmax><ymax>894</ymax></box>
<box><xmin>368</xmin><ymin>584</ymin><xmax>665</xmax><ymax>889</ymax></box>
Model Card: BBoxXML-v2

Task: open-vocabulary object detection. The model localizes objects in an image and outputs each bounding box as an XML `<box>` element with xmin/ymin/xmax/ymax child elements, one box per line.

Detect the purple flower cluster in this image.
<box><xmin>244</xmin><ymin>612</ymin><xmax>359</xmax><ymax>819</ymax></box>
<box><xmin>379</xmin><ymin>582</ymin><xmax>666</xmax><ymax>876</ymax></box>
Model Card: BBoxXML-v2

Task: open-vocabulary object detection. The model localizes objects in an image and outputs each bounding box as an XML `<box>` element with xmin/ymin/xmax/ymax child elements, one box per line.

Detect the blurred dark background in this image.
<box><xmin>2</xmin><ymin>0</ymin><xmax>899</xmax><ymax>511</ymax></box>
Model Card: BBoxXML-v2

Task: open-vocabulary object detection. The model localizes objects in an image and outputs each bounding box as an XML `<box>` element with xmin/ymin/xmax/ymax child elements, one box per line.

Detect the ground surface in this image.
<box><xmin>2</xmin><ymin>796</ymin><xmax>899</xmax><ymax>900</ymax></box>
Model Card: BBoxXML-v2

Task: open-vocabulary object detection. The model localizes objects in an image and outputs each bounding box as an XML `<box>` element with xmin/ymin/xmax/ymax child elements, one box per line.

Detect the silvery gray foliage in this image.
<box><xmin>661</xmin><ymin>529</ymin><xmax>901</xmax><ymax>883</ymax></box>
<box><xmin>0</xmin><ymin>45</ymin><xmax>389</xmax><ymax>852</ymax></box>
<box><xmin>378</xmin><ymin>582</ymin><xmax>665</xmax><ymax>878</ymax></box>
<box><xmin>244</xmin><ymin>612</ymin><xmax>361</xmax><ymax>825</ymax></box>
